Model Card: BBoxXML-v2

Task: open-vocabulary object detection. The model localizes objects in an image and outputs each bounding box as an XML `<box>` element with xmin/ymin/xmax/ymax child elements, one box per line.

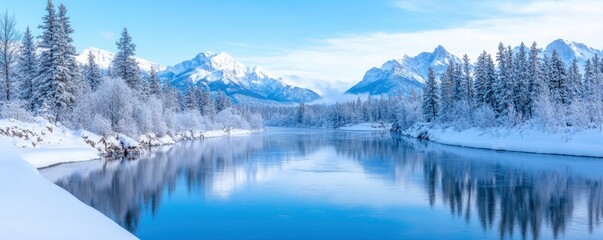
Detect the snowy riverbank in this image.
<box><xmin>395</xmin><ymin>123</ymin><xmax>603</xmax><ymax>158</ymax></box>
<box><xmin>0</xmin><ymin>118</ymin><xmax>259</xmax><ymax>239</ymax></box>
<box><xmin>0</xmin><ymin>140</ymin><xmax>138</xmax><ymax>240</ymax></box>
<box><xmin>0</xmin><ymin>118</ymin><xmax>257</xmax><ymax>168</ymax></box>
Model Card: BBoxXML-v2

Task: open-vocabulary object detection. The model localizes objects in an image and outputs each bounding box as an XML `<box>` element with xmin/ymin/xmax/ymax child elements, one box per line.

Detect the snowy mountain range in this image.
<box><xmin>347</xmin><ymin>39</ymin><xmax>602</xmax><ymax>96</ymax></box>
<box><xmin>77</xmin><ymin>48</ymin><xmax>320</xmax><ymax>104</ymax></box>
<box><xmin>157</xmin><ymin>52</ymin><xmax>320</xmax><ymax>104</ymax></box>
<box><xmin>346</xmin><ymin>45</ymin><xmax>461</xmax><ymax>96</ymax></box>
<box><xmin>76</xmin><ymin>47</ymin><xmax>166</xmax><ymax>73</ymax></box>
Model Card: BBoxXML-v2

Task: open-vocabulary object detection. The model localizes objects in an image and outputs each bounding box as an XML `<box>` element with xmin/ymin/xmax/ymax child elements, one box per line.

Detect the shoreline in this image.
<box><xmin>0</xmin><ymin>127</ymin><xmax>260</xmax><ymax>240</ymax></box>
<box><xmin>394</xmin><ymin>123</ymin><xmax>603</xmax><ymax>158</ymax></box>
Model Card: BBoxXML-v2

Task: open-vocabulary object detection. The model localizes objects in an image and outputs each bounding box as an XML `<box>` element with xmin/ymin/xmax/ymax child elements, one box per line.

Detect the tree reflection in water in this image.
<box><xmin>42</xmin><ymin>129</ymin><xmax>603</xmax><ymax>239</ymax></box>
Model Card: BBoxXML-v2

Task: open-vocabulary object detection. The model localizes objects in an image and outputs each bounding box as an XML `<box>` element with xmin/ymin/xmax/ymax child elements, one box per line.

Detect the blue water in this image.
<box><xmin>42</xmin><ymin>128</ymin><xmax>603</xmax><ymax>239</ymax></box>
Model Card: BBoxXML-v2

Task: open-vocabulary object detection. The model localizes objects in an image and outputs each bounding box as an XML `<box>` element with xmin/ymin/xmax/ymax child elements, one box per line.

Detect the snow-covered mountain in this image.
<box><xmin>544</xmin><ymin>39</ymin><xmax>603</xmax><ymax>66</ymax></box>
<box><xmin>158</xmin><ymin>51</ymin><xmax>320</xmax><ymax>104</ymax></box>
<box><xmin>76</xmin><ymin>47</ymin><xmax>166</xmax><ymax>72</ymax></box>
<box><xmin>346</xmin><ymin>45</ymin><xmax>461</xmax><ymax>96</ymax></box>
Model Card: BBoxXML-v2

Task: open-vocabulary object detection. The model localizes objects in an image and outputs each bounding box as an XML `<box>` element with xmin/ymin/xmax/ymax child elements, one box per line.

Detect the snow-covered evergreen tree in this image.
<box><xmin>461</xmin><ymin>54</ymin><xmax>473</xmax><ymax>103</ymax></box>
<box><xmin>422</xmin><ymin>67</ymin><xmax>439</xmax><ymax>122</ymax></box>
<box><xmin>198</xmin><ymin>87</ymin><xmax>215</xmax><ymax>118</ymax></box>
<box><xmin>162</xmin><ymin>83</ymin><xmax>178</xmax><ymax>112</ymax></box>
<box><xmin>34</xmin><ymin>0</ymin><xmax>76</xmax><ymax>121</ymax></box>
<box><xmin>18</xmin><ymin>26</ymin><xmax>36</xmax><ymax>111</ymax></box>
<box><xmin>57</xmin><ymin>3</ymin><xmax>82</xmax><ymax>100</ymax></box>
<box><xmin>526</xmin><ymin>42</ymin><xmax>543</xmax><ymax>119</ymax></box>
<box><xmin>185</xmin><ymin>85</ymin><xmax>198</xmax><ymax>111</ymax></box>
<box><xmin>494</xmin><ymin>43</ymin><xmax>514</xmax><ymax>119</ymax></box>
<box><xmin>566</xmin><ymin>59</ymin><xmax>581</xmax><ymax>104</ymax></box>
<box><xmin>513</xmin><ymin>42</ymin><xmax>529</xmax><ymax>119</ymax></box>
<box><xmin>83</xmin><ymin>51</ymin><xmax>102</xmax><ymax>91</ymax></box>
<box><xmin>215</xmin><ymin>91</ymin><xmax>232</xmax><ymax>112</ymax></box>
<box><xmin>111</xmin><ymin>28</ymin><xmax>141</xmax><ymax>91</ymax></box>
<box><xmin>439</xmin><ymin>61</ymin><xmax>455</xmax><ymax>122</ymax></box>
<box><xmin>140</xmin><ymin>78</ymin><xmax>150</xmax><ymax>102</ymax></box>
<box><xmin>548</xmin><ymin>50</ymin><xmax>569</xmax><ymax>106</ymax></box>
<box><xmin>148</xmin><ymin>67</ymin><xmax>162</xmax><ymax>98</ymax></box>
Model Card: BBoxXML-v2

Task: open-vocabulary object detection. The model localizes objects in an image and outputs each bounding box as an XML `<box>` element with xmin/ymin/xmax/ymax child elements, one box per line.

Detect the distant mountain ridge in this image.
<box><xmin>158</xmin><ymin>51</ymin><xmax>320</xmax><ymax>104</ymax></box>
<box><xmin>76</xmin><ymin>48</ymin><xmax>320</xmax><ymax>104</ymax></box>
<box><xmin>347</xmin><ymin>39</ymin><xmax>602</xmax><ymax>96</ymax></box>
<box><xmin>346</xmin><ymin>45</ymin><xmax>461</xmax><ymax>96</ymax></box>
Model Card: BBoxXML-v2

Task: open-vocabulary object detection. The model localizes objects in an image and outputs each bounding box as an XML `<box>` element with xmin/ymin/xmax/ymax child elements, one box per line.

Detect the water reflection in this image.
<box><xmin>41</xmin><ymin>128</ymin><xmax>603</xmax><ymax>239</ymax></box>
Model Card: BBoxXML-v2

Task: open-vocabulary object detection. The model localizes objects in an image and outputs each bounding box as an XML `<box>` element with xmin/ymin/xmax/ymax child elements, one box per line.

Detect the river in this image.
<box><xmin>41</xmin><ymin>128</ymin><xmax>603</xmax><ymax>239</ymax></box>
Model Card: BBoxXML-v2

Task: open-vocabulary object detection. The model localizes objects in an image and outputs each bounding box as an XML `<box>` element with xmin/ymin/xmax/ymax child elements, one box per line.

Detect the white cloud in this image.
<box><xmin>242</xmin><ymin>0</ymin><xmax>603</xmax><ymax>93</ymax></box>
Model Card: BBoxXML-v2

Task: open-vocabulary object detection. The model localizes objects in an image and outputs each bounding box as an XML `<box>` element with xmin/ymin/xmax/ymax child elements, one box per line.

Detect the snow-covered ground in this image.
<box><xmin>338</xmin><ymin>122</ymin><xmax>392</xmax><ymax>131</ymax></box>
<box><xmin>0</xmin><ymin>139</ymin><xmax>137</xmax><ymax>240</ymax></box>
<box><xmin>399</xmin><ymin>123</ymin><xmax>603</xmax><ymax>158</ymax></box>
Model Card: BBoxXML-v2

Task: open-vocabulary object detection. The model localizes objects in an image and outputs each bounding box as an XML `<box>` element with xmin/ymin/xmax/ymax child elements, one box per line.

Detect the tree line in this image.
<box><xmin>406</xmin><ymin>42</ymin><xmax>603</xmax><ymax>131</ymax></box>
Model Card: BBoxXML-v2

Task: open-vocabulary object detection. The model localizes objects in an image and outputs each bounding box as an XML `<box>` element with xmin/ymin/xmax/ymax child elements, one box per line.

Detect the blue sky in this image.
<box><xmin>2</xmin><ymin>0</ymin><xmax>603</xmax><ymax>94</ymax></box>
<box><xmin>4</xmin><ymin>0</ymin><xmax>488</xmax><ymax>64</ymax></box>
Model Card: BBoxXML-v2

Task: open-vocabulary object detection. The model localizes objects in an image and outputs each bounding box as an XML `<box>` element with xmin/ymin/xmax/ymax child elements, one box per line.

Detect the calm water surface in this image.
<box><xmin>41</xmin><ymin>128</ymin><xmax>603</xmax><ymax>239</ymax></box>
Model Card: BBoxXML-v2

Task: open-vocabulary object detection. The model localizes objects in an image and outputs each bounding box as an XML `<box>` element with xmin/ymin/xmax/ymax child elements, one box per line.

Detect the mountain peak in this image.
<box><xmin>433</xmin><ymin>45</ymin><xmax>447</xmax><ymax>53</ymax></box>
<box><xmin>346</xmin><ymin>45</ymin><xmax>461</xmax><ymax>96</ymax></box>
<box><xmin>544</xmin><ymin>39</ymin><xmax>602</xmax><ymax>65</ymax></box>
<box><xmin>160</xmin><ymin>51</ymin><xmax>320</xmax><ymax>104</ymax></box>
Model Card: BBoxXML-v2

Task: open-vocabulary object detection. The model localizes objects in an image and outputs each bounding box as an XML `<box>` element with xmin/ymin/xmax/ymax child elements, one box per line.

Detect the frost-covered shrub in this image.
<box><xmin>246</xmin><ymin>113</ymin><xmax>264</xmax><ymax>130</ymax></box>
<box><xmin>88</xmin><ymin>114</ymin><xmax>112</xmax><ymax>136</ymax></box>
<box><xmin>450</xmin><ymin>101</ymin><xmax>472</xmax><ymax>130</ymax></box>
<box><xmin>133</xmin><ymin>102</ymin><xmax>152</xmax><ymax>134</ymax></box>
<box><xmin>213</xmin><ymin>107</ymin><xmax>250</xmax><ymax>130</ymax></box>
<box><xmin>0</xmin><ymin>100</ymin><xmax>34</xmax><ymax>122</ymax></box>
<box><xmin>176</xmin><ymin>110</ymin><xmax>205</xmax><ymax>132</ymax></box>
<box><xmin>395</xmin><ymin>95</ymin><xmax>422</xmax><ymax>130</ymax></box>
<box><xmin>148</xmin><ymin>97</ymin><xmax>168</xmax><ymax>136</ymax></box>
<box><xmin>473</xmin><ymin>105</ymin><xmax>496</xmax><ymax>129</ymax></box>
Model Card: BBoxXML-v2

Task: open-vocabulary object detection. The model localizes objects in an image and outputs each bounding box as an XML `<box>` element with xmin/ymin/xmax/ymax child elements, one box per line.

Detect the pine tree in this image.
<box><xmin>162</xmin><ymin>83</ymin><xmax>178</xmax><ymax>112</ymax></box>
<box><xmin>198</xmin><ymin>87</ymin><xmax>215</xmax><ymax>118</ymax></box>
<box><xmin>473</xmin><ymin>52</ymin><xmax>487</xmax><ymax>106</ymax></box>
<box><xmin>140</xmin><ymin>78</ymin><xmax>150</xmax><ymax>102</ymax></box>
<box><xmin>582</xmin><ymin>59</ymin><xmax>602</xmax><ymax>125</ymax></box>
<box><xmin>18</xmin><ymin>26</ymin><xmax>36</xmax><ymax>111</ymax></box>
<box><xmin>462</xmin><ymin>54</ymin><xmax>473</xmax><ymax>103</ymax></box>
<box><xmin>298</xmin><ymin>102</ymin><xmax>305</xmax><ymax>124</ymax></box>
<box><xmin>83</xmin><ymin>51</ymin><xmax>102</xmax><ymax>91</ymax></box>
<box><xmin>57</xmin><ymin>4</ymin><xmax>81</xmax><ymax>99</ymax></box>
<box><xmin>494</xmin><ymin>43</ymin><xmax>513</xmax><ymax>118</ymax></box>
<box><xmin>512</xmin><ymin>43</ymin><xmax>529</xmax><ymax>118</ymax></box>
<box><xmin>422</xmin><ymin>67</ymin><xmax>439</xmax><ymax>122</ymax></box>
<box><xmin>35</xmin><ymin>0</ymin><xmax>75</xmax><ymax>121</ymax></box>
<box><xmin>439</xmin><ymin>61</ymin><xmax>455</xmax><ymax>122</ymax></box>
<box><xmin>148</xmin><ymin>67</ymin><xmax>162</xmax><ymax>98</ymax></box>
<box><xmin>453</xmin><ymin>61</ymin><xmax>465</xmax><ymax>101</ymax></box>
<box><xmin>185</xmin><ymin>85</ymin><xmax>198</xmax><ymax>110</ymax></box>
<box><xmin>548</xmin><ymin>50</ymin><xmax>569</xmax><ymax>105</ymax></box>
<box><xmin>566</xmin><ymin>59</ymin><xmax>581</xmax><ymax>104</ymax></box>
<box><xmin>111</xmin><ymin>28</ymin><xmax>141</xmax><ymax>91</ymax></box>
<box><xmin>215</xmin><ymin>91</ymin><xmax>232</xmax><ymax>112</ymax></box>
<box><xmin>526</xmin><ymin>42</ymin><xmax>543</xmax><ymax>119</ymax></box>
